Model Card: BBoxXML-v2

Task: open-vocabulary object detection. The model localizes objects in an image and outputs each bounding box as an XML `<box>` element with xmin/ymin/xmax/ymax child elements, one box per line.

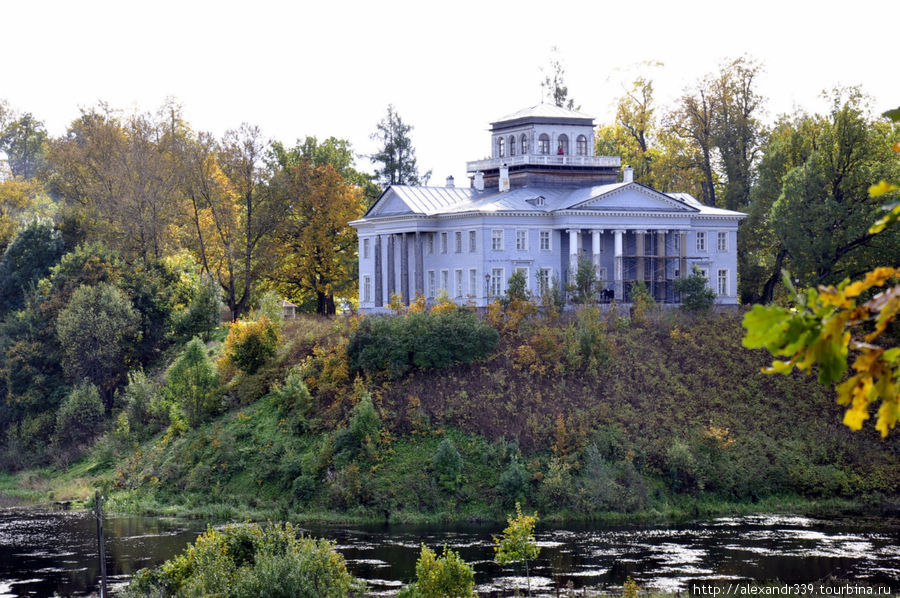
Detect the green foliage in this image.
<box><xmin>349</xmin><ymin>392</ymin><xmax>381</xmax><ymax>444</ymax></box>
<box><xmin>405</xmin><ymin>544</ymin><xmax>475</xmax><ymax>598</ymax></box>
<box><xmin>503</xmin><ymin>270</ymin><xmax>530</xmax><ymax>306</ymax></box>
<box><xmin>498</xmin><ymin>458</ymin><xmax>529</xmax><ymax>506</ymax></box>
<box><xmin>348</xmin><ymin>309</ymin><xmax>499</xmax><ymax>380</ymax></box>
<box><xmin>222</xmin><ymin>315</ymin><xmax>281</xmax><ymax>375</ymax></box>
<box><xmin>118</xmin><ymin>369</ymin><xmax>167</xmax><ymax>441</ymax></box>
<box><xmin>166</xmin><ymin>337</ymin><xmax>220</xmax><ymax>428</ymax></box>
<box><xmin>573</xmin><ymin>255</ymin><xmax>598</xmax><ymax>304</ymax></box>
<box><xmin>54</xmin><ymin>382</ymin><xmax>104</xmax><ymax>450</ymax></box>
<box><xmin>256</xmin><ymin>289</ymin><xmax>285</xmax><ymax>324</ymax></box>
<box><xmin>674</xmin><ymin>266</ymin><xmax>716</xmax><ymax>312</ymax></box>
<box><xmin>370</xmin><ymin>104</ymin><xmax>430</xmax><ymax>187</ymax></box>
<box><xmin>432</xmin><ymin>438</ymin><xmax>462</xmax><ymax>492</ymax></box>
<box><xmin>272</xmin><ymin>368</ymin><xmax>314</xmax><ymax>426</ymax></box>
<box><xmin>55</xmin><ymin>282</ymin><xmax>141</xmax><ymax>403</ymax></box>
<box><xmin>629</xmin><ymin>280</ymin><xmax>656</xmax><ymax>324</ymax></box>
<box><xmin>123</xmin><ymin>522</ymin><xmax>362</xmax><ymax>598</ymax></box>
<box><xmin>0</xmin><ymin>218</ymin><xmax>65</xmax><ymax>316</ymax></box>
<box><xmin>494</xmin><ymin>502</ymin><xmax>540</xmax><ymax>595</ymax></box>
<box><xmin>173</xmin><ymin>274</ymin><xmax>222</xmax><ymax>343</ymax></box>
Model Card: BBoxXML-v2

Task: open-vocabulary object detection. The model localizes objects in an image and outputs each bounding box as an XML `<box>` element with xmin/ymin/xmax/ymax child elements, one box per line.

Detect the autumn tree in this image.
<box><xmin>0</xmin><ymin>112</ymin><xmax>48</xmax><ymax>180</ymax></box>
<box><xmin>540</xmin><ymin>46</ymin><xmax>578</xmax><ymax>110</ymax></box>
<box><xmin>666</xmin><ymin>74</ymin><xmax>719</xmax><ymax>204</ymax></box>
<box><xmin>270</xmin><ymin>160</ymin><xmax>365</xmax><ymax>315</ymax></box>
<box><xmin>370</xmin><ymin>105</ymin><xmax>430</xmax><ymax>187</ymax></box>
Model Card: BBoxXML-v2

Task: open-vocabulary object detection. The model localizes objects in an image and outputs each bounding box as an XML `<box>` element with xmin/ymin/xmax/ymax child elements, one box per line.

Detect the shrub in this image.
<box><xmin>432</xmin><ymin>438</ymin><xmax>462</xmax><ymax>492</ymax></box>
<box><xmin>348</xmin><ymin>309</ymin><xmax>498</xmax><ymax>380</ymax></box>
<box><xmin>272</xmin><ymin>368</ymin><xmax>313</xmax><ymax>425</ymax></box>
<box><xmin>166</xmin><ymin>337</ymin><xmax>220</xmax><ymax>427</ymax></box>
<box><xmin>674</xmin><ymin>266</ymin><xmax>715</xmax><ymax>312</ymax></box>
<box><xmin>0</xmin><ymin>218</ymin><xmax>65</xmax><ymax>317</ymax></box>
<box><xmin>503</xmin><ymin>269</ymin><xmax>530</xmax><ymax>306</ymax></box>
<box><xmin>573</xmin><ymin>255</ymin><xmax>598</xmax><ymax>304</ymax></box>
<box><xmin>498</xmin><ymin>458</ymin><xmax>529</xmax><ymax>506</ymax></box>
<box><xmin>221</xmin><ymin>315</ymin><xmax>281</xmax><ymax>375</ymax></box>
<box><xmin>400</xmin><ymin>544</ymin><xmax>475</xmax><ymax>598</ymax></box>
<box><xmin>122</xmin><ymin>522</ymin><xmax>362</xmax><ymax>598</ymax></box>
<box><xmin>255</xmin><ymin>289</ymin><xmax>285</xmax><ymax>324</ymax></box>
<box><xmin>54</xmin><ymin>382</ymin><xmax>104</xmax><ymax>449</ymax></box>
<box><xmin>173</xmin><ymin>274</ymin><xmax>222</xmax><ymax>343</ymax></box>
<box><xmin>118</xmin><ymin>369</ymin><xmax>167</xmax><ymax>440</ymax></box>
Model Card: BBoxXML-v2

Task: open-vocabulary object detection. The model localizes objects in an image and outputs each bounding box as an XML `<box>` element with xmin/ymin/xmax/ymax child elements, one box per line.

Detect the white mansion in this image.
<box><xmin>350</xmin><ymin>104</ymin><xmax>746</xmax><ymax>311</ymax></box>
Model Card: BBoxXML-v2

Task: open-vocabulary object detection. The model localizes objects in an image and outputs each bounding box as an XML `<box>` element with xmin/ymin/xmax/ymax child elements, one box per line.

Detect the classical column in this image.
<box><xmin>568</xmin><ymin>229</ymin><xmax>580</xmax><ymax>280</ymax></box>
<box><xmin>591</xmin><ymin>229</ymin><xmax>602</xmax><ymax>270</ymax></box>
<box><xmin>635</xmin><ymin>230</ymin><xmax>646</xmax><ymax>284</ymax></box>
<box><xmin>679</xmin><ymin>230</ymin><xmax>688</xmax><ymax>280</ymax></box>
<box><xmin>656</xmin><ymin>230</ymin><xmax>667</xmax><ymax>301</ymax></box>
<box><xmin>386</xmin><ymin>234</ymin><xmax>396</xmax><ymax>302</ymax></box>
<box><xmin>374</xmin><ymin>235</ymin><xmax>383</xmax><ymax>307</ymax></box>
<box><xmin>401</xmin><ymin>232</ymin><xmax>410</xmax><ymax>304</ymax></box>
<box><xmin>614</xmin><ymin>229</ymin><xmax>624</xmax><ymax>301</ymax></box>
<box><xmin>414</xmin><ymin>232</ymin><xmax>424</xmax><ymax>300</ymax></box>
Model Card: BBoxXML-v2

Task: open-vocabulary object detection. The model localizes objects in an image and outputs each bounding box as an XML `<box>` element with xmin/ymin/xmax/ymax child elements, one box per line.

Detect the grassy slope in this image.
<box><xmin>6</xmin><ymin>311</ymin><xmax>899</xmax><ymax>522</ymax></box>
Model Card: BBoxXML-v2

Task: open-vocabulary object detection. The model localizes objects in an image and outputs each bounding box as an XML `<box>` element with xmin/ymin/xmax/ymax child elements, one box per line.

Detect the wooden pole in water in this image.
<box><xmin>95</xmin><ymin>490</ymin><xmax>107</xmax><ymax>598</ymax></box>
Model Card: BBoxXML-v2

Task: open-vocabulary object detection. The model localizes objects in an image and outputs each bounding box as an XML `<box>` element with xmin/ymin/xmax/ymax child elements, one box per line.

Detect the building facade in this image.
<box><xmin>350</xmin><ymin>104</ymin><xmax>746</xmax><ymax>311</ymax></box>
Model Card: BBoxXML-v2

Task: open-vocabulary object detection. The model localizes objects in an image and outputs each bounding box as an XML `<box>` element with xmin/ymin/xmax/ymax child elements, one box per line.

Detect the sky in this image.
<box><xmin>2</xmin><ymin>0</ymin><xmax>897</xmax><ymax>186</ymax></box>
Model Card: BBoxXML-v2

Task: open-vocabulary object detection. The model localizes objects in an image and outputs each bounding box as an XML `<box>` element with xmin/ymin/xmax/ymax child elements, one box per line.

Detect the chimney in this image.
<box><xmin>499</xmin><ymin>165</ymin><xmax>510</xmax><ymax>192</ymax></box>
<box><xmin>623</xmin><ymin>165</ymin><xmax>634</xmax><ymax>183</ymax></box>
<box><xmin>474</xmin><ymin>171</ymin><xmax>484</xmax><ymax>191</ymax></box>
<box><xmin>446</xmin><ymin>175</ymin><xmax>455</xmax><ymax>188</ymax></box>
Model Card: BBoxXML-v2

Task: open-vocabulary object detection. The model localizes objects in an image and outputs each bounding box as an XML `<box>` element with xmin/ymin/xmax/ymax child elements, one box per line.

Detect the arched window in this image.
<box><xmin>557</xmin><ymin>134</ymin><xmax>569</xmax><ymax>155</ymax></box>
<box><xmin>538</xmin><ymin>133</ymin><xmax>550</xmax><ymax>155</ymax></box>
<box><xmin>576</xmin><ymin>135</ymin><xmax>588</xmax><ymax>156</ymax></box>
<box><xmin>509</xmin><ymin>135</ymin><xmax>516</xmax><ymax>156</ymax></box>
<box><xmin>498</xmin><ymin>137</ymin><xmax>505</xmax><ymax>158</ymax></box>
<box><xmin>520</xmin><ymin>134</ymin><xmax>528</xmax><ymax>155</ymax></box>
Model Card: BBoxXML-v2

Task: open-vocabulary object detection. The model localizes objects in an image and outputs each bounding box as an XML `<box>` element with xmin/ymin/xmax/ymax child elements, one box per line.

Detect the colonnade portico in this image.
<box><xmin>371</xmin><ymin>231</ymin><xmax>428</xmax><ymax>308</ymax></box>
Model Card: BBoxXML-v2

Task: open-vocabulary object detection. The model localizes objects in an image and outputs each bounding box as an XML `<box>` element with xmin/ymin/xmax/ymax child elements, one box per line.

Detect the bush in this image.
<box><xmin>674</xmin><ymin>266</ymin><xmax>715</xmax><ymax>312</ymax></box>
<box><xmin>432</xmin><ymin>438</ymin><xmax>462</xmax><ymax>492</ymax></box>
<box><xmin>334</xmin><ymin>393</ymin><xmax>381</xmax><ymax>467</ymax></box>
<box><xmin>118</xmin><ymin>369</ymin><xmax>167</xmax><ymax>440</ymax></box>
<box><xmin>399</xmin><ymin>544</ymin><xmax>475</xmax><ymax>598</ymax></box>
<box><xmin>498</xmin><ymin>458</ymin><xmax>529</xmax><ymax>506</ymax></box>
<box><xmin>272</xmin><ymin>368</ymin><xmax>313</xmax><ymax>426</ymax></box>
<box><xmin>173</xmin><ymin>274</ymin><xmax>222</xmax><ymax>343</ymax></box>
<box><xmin>122</xmin><ymin>522</ymin><xmax>362</xmax><ymax>598</ymax></box>
<box><xmin>348</xmin><ymin>309</ymin><xmax>498</xmax><ymax>380</ymax></box>
<box><xmin>166</xmin><ymin>337</ymin><xmax>220</xmax><ymax>427</ymax></box>
<box><xmin>54</xmin><ymin>382</ymin><xmax>104</xmax><ymax>449</ymax></box>
<box><xmin>222</xmin><ymin>315</ymin><xmax>281</xmax><ymax>375</ymax></box>
<box><xmin>0</xmin><ymin>218</ymin><xmax>65</xmax><ymax>316</ymax></box>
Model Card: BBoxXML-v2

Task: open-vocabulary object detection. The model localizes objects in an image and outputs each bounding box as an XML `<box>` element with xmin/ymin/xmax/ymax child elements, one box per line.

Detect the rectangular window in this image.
<box><xmin>696</xmin><ymin>231</ymin><xmax>706</xmax><ymax>252</ymax></box>
<box><xmin>454</xmin><ymin>231</ymin><xmax>463</xmax><ymax>253</ymax></box>
<box><xmin>537</xmin><ymin>268</ymin><xmax>551</xmax><ymax>296</ymax></box>
<box><xmin>540</xmin><ymin>230</ymin><xmax>551</xmax><ymax>251</ymax></box>
<box><xmin>440</xmin><ymin>232</ymin><xmax>448</xmax><ymax>254</ymax></box>
<box><xmin>699</xmin><ymin>268</ymin><xmax>709</xmax><ymax>281</ymax></box>
<box><xmin>468</xmin><ymin>230</ymin><xmax>477</xmax><ymax>252</ymax></box>
<box><xmin>717</xmin><ymin>231</ymin><xmax>728</xmax><ymax>252</ymax></box>
<box><xmin>363</xmin><ymin>275</ymin><xmax>371</xmax><ymax>303</ymax></box>
<box><xmin>516</xmin><ymin>229</ymin><xmax>528</xmax><ymax>251</ymax></box>
<box><xmin>426</xmin><ymin>234</ymin><xmax>435</xmax><ymax>254</ymax></box>
<box><xmin>427</xmin><ymin>270</ymin><xmax>436</xmax><ymax>298</ymax></box>
<box><xmin>362</xmin><ymin>238</ymin><xmax>370</xmax><ymax>259</ymax></box>
<box><xmin>441</xmin><ymin>270</ymin><xmax>449</xmax><ymax>294</ymax></box>
<box><xmin>455</xmin><ymin>269</ymin><xmax>463</xmax><ymax>297</ymax></box>
<box><xmin>491</xmin><ymin>229</ymin><xmax>504</xmax><ymax>251</ymax></box>
<box><xmin>468</xmin><ymin>268</ymin><xmax>477</xmax><ymax>297</ymax></box>
<box><xmin>674</xmin><ymin>234</ymin><xmax>680</xmax><ymax>251</ymax></box>
<box><xmin>490</xmin><ymin>268</ymin><xmax>503</xmax><ymax>297</ymax></box>
<box><xmin>718</xmin><ymin>269</ymin><xmax>728</xmax><ymax>296</ymax></box>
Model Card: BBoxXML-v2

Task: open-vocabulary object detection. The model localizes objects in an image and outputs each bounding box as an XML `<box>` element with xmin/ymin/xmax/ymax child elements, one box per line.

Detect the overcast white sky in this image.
<box><xmin>2</xmin><ymin>0</ymin><xmax>897</xmax><ymax>185</ymax></box>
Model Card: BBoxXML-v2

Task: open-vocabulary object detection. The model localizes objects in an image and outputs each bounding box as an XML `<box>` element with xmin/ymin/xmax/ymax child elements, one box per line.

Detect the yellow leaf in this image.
<box><xmin>894</xmin><ymin>141</ymin><xmax>900</xmax><ymax>153</ymax></box>
<box><xmin>843</xmin><ymin>405</ymin><xmax>869</xmax><ymax>430</ymax></box>
<box><xmin>875</xmin><ymin>398</ymin><xmax>899</xmax><ymax>438</ymax></box>
<box><xmin>869</xmin><ymin>180</ymin><xmax>899</xmax><ymax>197</ymax></box>
<box><xmin>844</xmin><ymin>267</ymin><xmax>897</xmax><ymax>298</ymax></box>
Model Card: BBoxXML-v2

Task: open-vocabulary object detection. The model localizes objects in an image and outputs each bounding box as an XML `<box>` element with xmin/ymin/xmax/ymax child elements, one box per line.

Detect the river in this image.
<box><xmin>0</xmin><ymin>509</ymin><xmax>897</xmax><ymax>596</ymax></box>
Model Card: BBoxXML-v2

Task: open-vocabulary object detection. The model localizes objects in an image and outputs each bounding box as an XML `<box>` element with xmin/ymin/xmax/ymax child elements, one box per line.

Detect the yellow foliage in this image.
<box><xmin>430</xmin><ymin>289</ymin><xmax>458</xmax><ymax>314</ymax></box>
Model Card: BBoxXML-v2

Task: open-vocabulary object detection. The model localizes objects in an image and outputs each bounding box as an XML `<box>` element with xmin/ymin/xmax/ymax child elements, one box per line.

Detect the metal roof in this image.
<box><xmin>493</xmin><ymin>103</ymin><xmax>594</xmax><ymax>123</ymax></box>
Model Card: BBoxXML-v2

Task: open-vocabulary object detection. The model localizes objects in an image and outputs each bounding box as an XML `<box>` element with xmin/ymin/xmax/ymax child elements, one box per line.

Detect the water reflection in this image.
<box><xmin>0</xmin><ymin>510</ymin><xmax>898</xmax><ymax>597</ymax></box>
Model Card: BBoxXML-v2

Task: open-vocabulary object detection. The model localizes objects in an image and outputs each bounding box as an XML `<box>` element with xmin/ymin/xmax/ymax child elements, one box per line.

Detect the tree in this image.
<box><xmin>674</xmin><ymin>266</ymin><xmax>715</xmax><ymax>312</ymax></box>
<box><xmin>400</xmin><ymin>545</ymin><xmax>475</xmax><ymax>598</ymax></box>
<box><xmin>0</xmin><ymin>112</ymin><xmax>48</xmax><ymax>180</ymax></box>
<box><xmin>494</xmin><ymin>502</ymin><xmax>541</xmax><ymax>597</ymax></box>
<box><xmin>54</xmin><ymin>382</ymin><xmax>104</xmax><ymax>451</ymax></box>
<box><xmin>432</xmin><ymin>438</ymin><xmax>462</xmax><ymax>492</ymax></box>
<box><xmin>0</xmin><ymin>218</ymin><xmax>65</xmax><ymax>316</ymax></box>
<box><xmin>370</xmin><ymin>105</ymin><xmax>430</xmax><ymax>187</ymax></box>
<box><xmin>771</xmin><ymin>90</ymin><xmax>900</xmax><ymax>287</ymax></box>
<box><xmin>742</xmin><ymin>104</ymin><xmax>900</xmax><ymax>437</ymax></box>
<box><xmin>573</xmin><ymin>255</ymin><xmax>598</xmax><ymax>304</ymax></box>
<box><xmin>166</xmin><ymin>337</ymin><xmax>220</xmax><ymax>427</ymax></box>
<box><xmin>540</xmin><ymin>46</ymin><xmax>578</xmax><ymax>110</ymax></box>
<box><xmin>667</xmin><ymin>74</ymin><xmax>719</xmax><ymax>204</ymax></box>
<box><xmin>55</xmin><ymin>282</ymin><xmax>141</xmax><ymax>406</ymax></box>
<box><xmin>269</xmin><ymin>161</ymin><xmax>365</xmax><ymax>315</ymax></box>
<box><xmin>614</xmin><ymin>76</ymin><xmax>656</xmax><ymax>182</ymax></box>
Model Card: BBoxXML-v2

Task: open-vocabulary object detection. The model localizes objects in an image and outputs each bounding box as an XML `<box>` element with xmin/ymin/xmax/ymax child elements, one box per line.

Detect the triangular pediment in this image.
<box><xmin>566</xmin><ymin>183</ymin><xmax>698</xmax><ymax>212</ymax></box>
<box><xmin>366</xmin><ymin>188</ymin><xmax>414</xmax><ymax>217</ymax></box>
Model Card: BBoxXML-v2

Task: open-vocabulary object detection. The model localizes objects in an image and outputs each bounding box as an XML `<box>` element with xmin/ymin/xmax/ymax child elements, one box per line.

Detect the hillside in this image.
<box><xmin>85</xmin><ymin>306</ymin><xmax>900</xmax><ymax>523</ymax></box>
